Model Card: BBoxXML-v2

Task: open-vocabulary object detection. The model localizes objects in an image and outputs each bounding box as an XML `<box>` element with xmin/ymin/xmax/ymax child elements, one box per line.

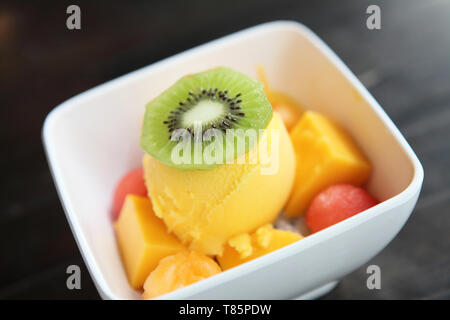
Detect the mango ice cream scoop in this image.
<box><xmin>143</xmin><ymin>113</ymin><xmax>296</xmax><ymax>256</ymax></box>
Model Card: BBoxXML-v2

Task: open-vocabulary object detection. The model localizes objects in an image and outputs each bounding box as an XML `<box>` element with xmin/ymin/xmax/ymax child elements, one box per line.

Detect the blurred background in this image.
<box><xmin>1</xmin><ymin>0</ymin><xmax>449</xmax><ymax>299</ymax></box>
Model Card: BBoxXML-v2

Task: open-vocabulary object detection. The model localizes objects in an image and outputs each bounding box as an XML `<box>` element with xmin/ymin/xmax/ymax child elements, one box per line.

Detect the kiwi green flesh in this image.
<box><xmin>140</xmin><ymin>67</ymin><xmax>273</xmax><ymax>170</ymax></box>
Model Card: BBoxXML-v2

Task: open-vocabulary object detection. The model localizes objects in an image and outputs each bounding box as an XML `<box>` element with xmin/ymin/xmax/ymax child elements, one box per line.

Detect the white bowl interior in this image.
<box><xmin>44</xmin><ymin>22</ymin><xmax>416</xmax><ymax>299</ymax></box>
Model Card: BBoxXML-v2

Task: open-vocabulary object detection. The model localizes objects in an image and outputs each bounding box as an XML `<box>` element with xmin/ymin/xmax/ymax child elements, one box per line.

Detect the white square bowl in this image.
<box><xmin>43</xmin><ymin>21</ymin><xmax>423</xmax><ymax>300</ymax></box>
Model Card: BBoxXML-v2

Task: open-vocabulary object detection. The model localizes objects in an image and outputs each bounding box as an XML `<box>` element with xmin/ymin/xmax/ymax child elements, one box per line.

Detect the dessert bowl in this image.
<box><xmin>42</xmin><ymin>21</ymin><xmax>423</xmax><ymax>300</ymax></box>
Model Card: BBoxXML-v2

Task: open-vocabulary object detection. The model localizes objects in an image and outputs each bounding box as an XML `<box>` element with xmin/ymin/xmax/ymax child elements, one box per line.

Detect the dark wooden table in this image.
<box><xmin>1</xmin><ymin>0</ymin><xmax>449</xmax><ymax>300</ymax></box>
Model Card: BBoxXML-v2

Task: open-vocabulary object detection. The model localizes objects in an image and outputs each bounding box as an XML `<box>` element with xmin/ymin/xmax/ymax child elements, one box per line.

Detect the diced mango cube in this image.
<box><xmin>114</xmin><ymin>195</ymin><xmax>185</xmax><ymax>289</ymax></box>
<box><xmin>285</xmin><ymin>111</ymin><xmax>371</xmax><ymax>217</ymax></box>
<box><xmin>217</xmin><ymin>224</ymin><xmax>302</xmax><ymax>270</ymax></box>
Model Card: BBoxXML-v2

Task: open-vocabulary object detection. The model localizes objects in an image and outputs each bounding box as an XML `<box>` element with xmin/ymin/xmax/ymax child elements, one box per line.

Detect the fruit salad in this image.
<box><xmin>112</xmin><ymin>67</ymin><xmax>378</xmax><ymax>299</ymax></box>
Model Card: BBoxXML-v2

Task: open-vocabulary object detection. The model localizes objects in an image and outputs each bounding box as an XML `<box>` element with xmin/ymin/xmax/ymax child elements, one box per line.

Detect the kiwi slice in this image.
<box><xmin>140</xmin><ymin>67</ymin><xmax>272</xmax><ymax>170</ymax></box>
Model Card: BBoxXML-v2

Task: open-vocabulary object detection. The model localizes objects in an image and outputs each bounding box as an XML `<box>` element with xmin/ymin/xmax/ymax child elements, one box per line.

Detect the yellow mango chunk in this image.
<box><xmin>114</xmin><ymin>195</ymin><xmax>185</xmax><ymax>289</ymax></box>
<box><xmin>217</xmin><ymin>224</ymin><xmax>302</xmax><ymax>270</ymax></box>
<box><xmin>285</xmin><ymin>111</ymin><xmax>371</xmax><ymax>217</ymax></box>
<box><xmin>142</xmin><ymin>251</ymin><xmax>221</xmax><ymax>299</ymax></box>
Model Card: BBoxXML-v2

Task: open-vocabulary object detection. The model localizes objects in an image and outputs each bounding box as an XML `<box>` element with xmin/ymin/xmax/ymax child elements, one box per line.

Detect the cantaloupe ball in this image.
<box><xmin>142</xmin><ymin>251</ymin><xmax>221</xmax><ymax>299</ymax></box>
<box><xmin>257</xmin><ymin>66</ymin><xmax>304</xmax><ymax>131</ymax></box>
<box><xmin>272</xmin><ymin>100</ymin><xmax>303</xmax><ymax>131</ymax></box>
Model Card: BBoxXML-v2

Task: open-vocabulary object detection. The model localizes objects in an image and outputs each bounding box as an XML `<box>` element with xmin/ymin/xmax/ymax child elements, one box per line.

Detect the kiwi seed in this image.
<box><xmin>164</xmin><ymin>88</ymin><xmax>245</xmax><ymax>139</ymax></box>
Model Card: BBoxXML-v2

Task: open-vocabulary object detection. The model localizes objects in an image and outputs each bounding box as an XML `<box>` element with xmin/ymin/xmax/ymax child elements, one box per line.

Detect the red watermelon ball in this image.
<box><xmin>112</xmin><ymin>168</ymin><xmax>148</xmax><ymax>220</ymax></box>
<box><xmin>306</xmin><ymin>184</ymin><xmax>378</xmax><ymax>233</ymax></box>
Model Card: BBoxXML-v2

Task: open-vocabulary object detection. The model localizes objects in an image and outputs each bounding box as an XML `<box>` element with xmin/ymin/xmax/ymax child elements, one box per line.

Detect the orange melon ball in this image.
<box><xmin>257</xmin><ymin>66</ymin><xmax>303</xmax><ymax>131</ymax></box>
<box><xmin>142</xmin><ymin>251</ymin><xmax>221</xmax><ymax>299</ymax></box>
<box><xmin>272</xmin><ymin>101</ymin><xmax>303</xmax><ymax>132</ymax></box>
